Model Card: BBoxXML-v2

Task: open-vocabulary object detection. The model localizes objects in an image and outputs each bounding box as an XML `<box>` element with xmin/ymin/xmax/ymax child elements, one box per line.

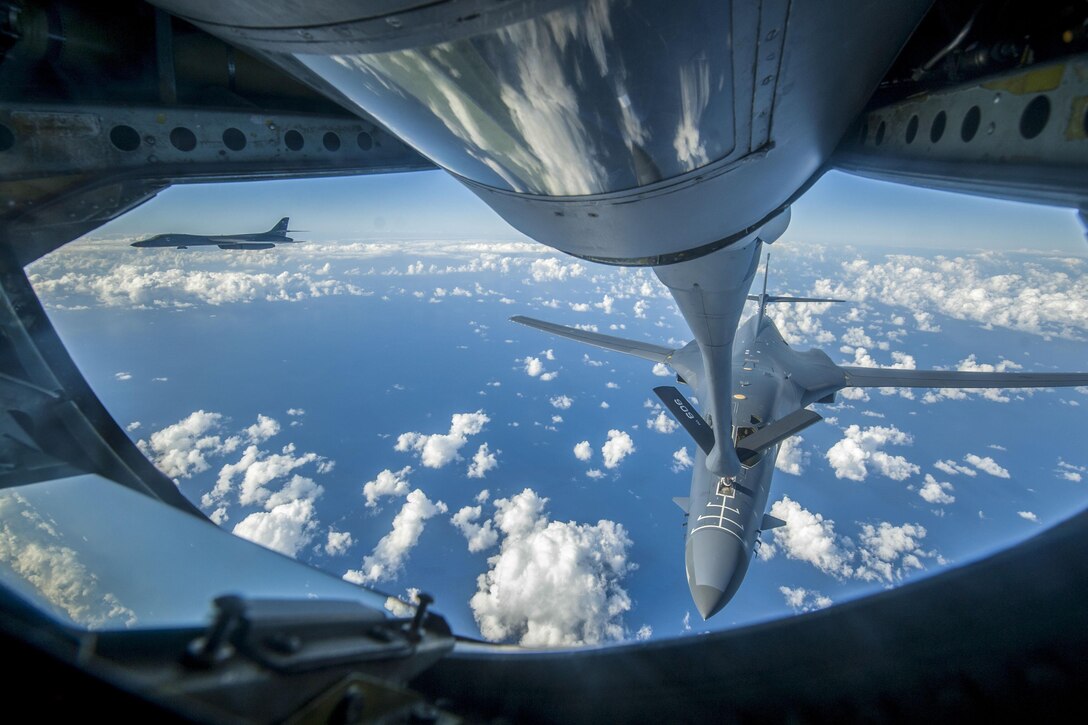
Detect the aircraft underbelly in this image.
<box><xmin>178</xmin><ymin>0</ymin><xmax>930</xmax><ymax>262</ymax></box>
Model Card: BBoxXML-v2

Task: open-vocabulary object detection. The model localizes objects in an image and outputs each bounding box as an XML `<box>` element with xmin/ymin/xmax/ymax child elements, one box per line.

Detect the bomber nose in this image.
<box><xmin>691</xmin><ymin>584</ymin><xmax>726</xmax><ymax>620</ymax></box>
<box><xmin>686</xmin><ymin>528</ymin><xmax>746</xmax><ymax>620</ymax></box>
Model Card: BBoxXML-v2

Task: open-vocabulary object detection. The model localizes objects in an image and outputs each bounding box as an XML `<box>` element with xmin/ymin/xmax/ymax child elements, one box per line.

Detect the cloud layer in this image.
<box><xmin>813</xmin><ymin>253</ymin><xmax>1088</xmax><ymax>339</ymax></box>
<box><xmin>766</xmin><ymin>496</ymin><xmax>938</xmax><ymax>585</ymax></box>
<box><xmin>140</xmin><ymin>411</ymin><xmax>333</xmax><ymax>558</ymax></box>
<box><xmin>137</xmin><ymin>410</ymin><xmax>239</xmax><ymax>480</ymax></box>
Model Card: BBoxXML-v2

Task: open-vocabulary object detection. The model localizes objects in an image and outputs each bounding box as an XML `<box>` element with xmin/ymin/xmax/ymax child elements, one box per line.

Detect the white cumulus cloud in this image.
<box><xmin>395</xmin><ymin>411</ymin><xmax>490</xmax><ymax>469</ymax></box>
<box><xmin>1056</xmin><ymin>459</ymin><xmax>1086</xmax><ymax>482</ymax></box>
<box><xmin>450</xmin><ymin>505</ymin><xmax>499</xmax><ymax>552</ymax></box>
<box><xmin>854</xmin><ymin>522</ymin><xmax>933</xmax><ymax>584</ymax></box>
<box><xmin>646</xmin><ymin>410</ymin><xmax>679</xmax><ymax>434</ymax></box>
<box><xmin>469</xmin><ymin>488</ymin><xmax>634</xmax><ymax>647</ymax></box>
<box><xmin>345</xmin><ymin>490</ymin><xmax>447</xmax><ymax>584</ymax></box>
<box><xmin>671</xmin><ymin>447</ymin><xmax>694</xmax><ymax>472</ymax></box>
<box><xmin>574</xmin><ymin>440</ymin><xmax>593</xmax><ymax>461</ymax></box>
<box><xmin>468</xmin><ymin>443</ymin><xmax>499</xmax><ymax>478</ymax></box>
<box><xmin>964</xmin><ymin>453</ymin><xmax>1010</xmax><ymax>478</ymax></box>
<box><xmin>384</xmin><ymin>588</ymin><xmax>421</xmax><ymax>617</ymax></box>
<box><xmin>211</xmin><ymin>443</ymin><xmax>323</xmax><ymax>508</ymax></box>
<box><xmin>768</xmin><ymin>496</ymin><xmax>853</xmax><ymax>578</ymax></box>
<box><xmin>918</xmin><ymin>474</ymin><xmax>955</xmax><ymax>505</ymax></box>
<box><xmin>325</xmin><ymin>529</ymin><xmax>354</xmax><ymax>556</ymax></box>
<box><xmin>362</xmin><ymin>466</ymin><xmax>413</xmax><ymax>508</ymax></box>
<box><xmin>775</xmin><ymin>436</ymin><xmax>808</xmax><ymax>476</ymax></box>
<box><xmin>523</xmin><ymin>356</ymin><xmax>544</xmax><ymax>377</ymax></box>
<box><xmin>934</xmin><ymin>459</ymin><xmax>977</xmax><ymax>477</ymax></box>
<box><xmin>770</xmin><ymin>497</ymin><xmax>938</xmax><ymax>585</ymax></box>
<box><xmin>812</xmin><ymin>253</ymin><xmax>1088</xmax><ymax>339</ymax></box>
<box><xmin>137</xmin><ymin>410</ymin><xmax>239</xmax><ymax>480</ymax></box>
<box><xmin>530</xmin><ymin>257</ymin><xmax>585</xmax><ymax>282</ymax></box>
<box><xmin>232</xmin><ymin>498</ymin><xmax>319</xmax><ymax>558</ymax></box>
<box><xmin>550</xmin><ymin>395</ymin><xmax>573</xmax><ymax>409</ymax></box>
<box><xmin>244</xmin><ymin>414</ymin><xmax>280</xmax><ymax>444</ymax></box>
<box><xmin>825</xmin><ymin>425</ymin><xmax>919</xmax><ymax>481</ymax></box>
<box><xmin>780</xmin><ymin>586</ymin><xmax>833</xmax><ymax>613</ymax></box>
<box><xmin>601</xmin><ymin>430</ymin><xmax>636</xmax><ymax>469</ymax></box>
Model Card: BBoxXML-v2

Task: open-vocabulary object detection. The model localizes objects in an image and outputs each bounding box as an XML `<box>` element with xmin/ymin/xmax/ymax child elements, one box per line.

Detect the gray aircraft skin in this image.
<box><xmin>130</xmin><ymin>217</ymin><xmax>297</xmax><ymax>250</ymax></box>
<box><xmin>514</xmin><ymin>230</ymin><xmax>1088</xmax><ymax>620</ymax></box>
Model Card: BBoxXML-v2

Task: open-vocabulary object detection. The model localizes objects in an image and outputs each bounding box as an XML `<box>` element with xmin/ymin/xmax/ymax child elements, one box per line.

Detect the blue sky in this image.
<box><xmin>99</xmin><ymin>169</ymin><xmax>1088</xmax><ymax>253</ymax></box>
<box><xmin>22</xmin><ymin>179</ymin><xmax>1088</xmax><ymax>644</ymax></box>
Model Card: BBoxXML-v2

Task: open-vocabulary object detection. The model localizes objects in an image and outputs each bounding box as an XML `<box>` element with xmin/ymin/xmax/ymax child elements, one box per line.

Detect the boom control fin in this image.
<box><xmin>653</xmin><ymin>386</ymin><xmax>714</xmax><ymax>455</ymax></box>
<box><xmin>736</xmin><ymin>409</ymin><xmax>822</xmax><ymax>466</ymax></box>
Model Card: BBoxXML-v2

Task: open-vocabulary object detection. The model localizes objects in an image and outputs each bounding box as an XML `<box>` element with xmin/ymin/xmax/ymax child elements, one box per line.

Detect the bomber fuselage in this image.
<box><xmin>131</xmin><ymin>232</ymin><xmax>293</xmax><ymax>248</ymax></box>
<box><xmin>678</xmin><ymin>313</ymin><xmax>839</xmax><ymax>619</ymax></box>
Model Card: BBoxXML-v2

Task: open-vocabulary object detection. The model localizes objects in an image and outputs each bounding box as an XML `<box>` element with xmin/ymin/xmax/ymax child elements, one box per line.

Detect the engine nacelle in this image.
<box><xmin>216</xmin><ymin>243</ymin><xmax>275</xmax><ymax>250</ymax></box>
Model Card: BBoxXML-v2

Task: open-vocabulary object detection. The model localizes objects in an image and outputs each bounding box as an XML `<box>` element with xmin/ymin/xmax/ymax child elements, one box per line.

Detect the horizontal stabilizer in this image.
<box><xmin>653</xmin><ymin>386</ymin><xmax>715</xmax><ymax>456</ymax></box>
<box><xmin>736</xmin><ymin>409</ymin><xmax>822</xmax><ymax>466</ymax></box>
<box><xmin>840</xmin><ymin>367</ymin><xmax>1088</xmax><ymax>389</ymax></box>
<box><xmin>511</xmin><ymin>316</ymin><xmax>674</xmax><ymax>363</ymax></box>
<box><xmin>747</xmin><ymin>295</ymin><xmax>846</xmax><ymax>304</ymax></box>
<box><xmin>673</xmin><ymin>497</ymin><xmax>690</xmax><ymax>512</ymax></box>
<box><xmin>761</xmin><ymin>514</ymin><xmax>786</xmax><ymax>531</ymax></box>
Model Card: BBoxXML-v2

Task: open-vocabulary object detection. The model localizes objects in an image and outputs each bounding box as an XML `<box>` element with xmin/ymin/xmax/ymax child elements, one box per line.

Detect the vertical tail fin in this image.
<box><xmin>746</xmin><ymin>254</ymin><xmax>773</xmax><ymax>326</ymax></box>
<box><xmin>747</xmin><ymin>256</ymin><xmax>845</xmax><ymax>312</ymax></box>
<box><xmin>758</xmin><ymin>253</ymin><xmax>770</xmax><ymax>326</ymax></box>
<box><xmin>268</xmin><ymin>217</ymin><xmax>290</xmax><ymax>236</ymax></box>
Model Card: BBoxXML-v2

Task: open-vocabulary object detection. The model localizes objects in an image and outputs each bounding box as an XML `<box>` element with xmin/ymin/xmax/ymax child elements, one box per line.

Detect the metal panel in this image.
<box><xmin>833</xmin><ymin>56</ymin><xmax>1088</xmax><ymax>208</ymax></box>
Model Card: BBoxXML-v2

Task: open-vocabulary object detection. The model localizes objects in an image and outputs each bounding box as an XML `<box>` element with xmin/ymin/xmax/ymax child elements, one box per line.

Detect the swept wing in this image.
<box><xmin>840</xmin><ymin>368</ymin><xmax>1088</xmax><ymax>389</ymax></box>
<box><xmin>510</xmin><ymin>316</ymin><xmax>674</xmax><ymax>364</ymax></box>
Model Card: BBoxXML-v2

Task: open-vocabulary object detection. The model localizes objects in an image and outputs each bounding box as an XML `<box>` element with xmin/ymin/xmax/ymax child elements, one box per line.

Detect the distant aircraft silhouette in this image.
<box><xmin>131</xmin><ymin>217</ymin><xmax>301</xmax><ymax>250</ymax></box>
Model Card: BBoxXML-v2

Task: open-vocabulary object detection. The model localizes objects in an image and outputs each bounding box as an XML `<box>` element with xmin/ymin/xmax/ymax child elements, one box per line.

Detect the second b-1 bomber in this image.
<box><xmin>131</xmin><ymin>217</ymin><xmax>302</xmax><ymax>250</ymax></box>
<box><xmin>514</xmin><ymin>212</ymin><xmax>1088</xmax><ymax>620</ymax></box>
